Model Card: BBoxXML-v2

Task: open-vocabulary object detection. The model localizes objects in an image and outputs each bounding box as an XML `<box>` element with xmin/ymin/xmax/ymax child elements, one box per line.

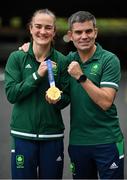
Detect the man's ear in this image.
<box><xmin>94</xmin><ymin>28</ymin><xmax>98</xmax><ymax>39</ymax></box>
<box><xmin>67</xmin><ymin>30</ymin><xmax>73</xmax><ymax>41</ymax></box>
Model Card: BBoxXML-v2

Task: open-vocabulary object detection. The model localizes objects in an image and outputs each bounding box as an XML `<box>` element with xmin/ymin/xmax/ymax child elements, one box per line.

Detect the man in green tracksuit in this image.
<box><xmin>66</xmin><ymin>11</ymin><xmax>124</xmax><ymax>179</ymax></box>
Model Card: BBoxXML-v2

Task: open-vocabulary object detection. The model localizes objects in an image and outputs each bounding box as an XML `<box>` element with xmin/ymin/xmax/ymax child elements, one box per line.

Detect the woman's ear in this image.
<box><xmin>29</xmin><ymin>24</ymin><xmax>32</xmax><ymax>35</ymax></box>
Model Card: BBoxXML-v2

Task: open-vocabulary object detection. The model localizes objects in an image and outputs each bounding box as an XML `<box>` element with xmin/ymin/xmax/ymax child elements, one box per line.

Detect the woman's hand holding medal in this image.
<box><xmin>45</xmin><ymin>59</ymin><xmax>62</xmax><ymax>104</ymax></box>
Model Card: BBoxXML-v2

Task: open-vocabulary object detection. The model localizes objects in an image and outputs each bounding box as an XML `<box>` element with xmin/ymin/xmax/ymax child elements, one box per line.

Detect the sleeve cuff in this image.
<box><xmin>32</xmin><ymin>72</ymin><xmax>41</xmax><ymax>80</ymax></box>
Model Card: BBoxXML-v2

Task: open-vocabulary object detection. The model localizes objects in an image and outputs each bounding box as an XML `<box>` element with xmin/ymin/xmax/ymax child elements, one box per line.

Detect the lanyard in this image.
<box><xmin>46</xmin><ymin>59</ymin><xmax>55</xmax><ymax>87</ymax></box>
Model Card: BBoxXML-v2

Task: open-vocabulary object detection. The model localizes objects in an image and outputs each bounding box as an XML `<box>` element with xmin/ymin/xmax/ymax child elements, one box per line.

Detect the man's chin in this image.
<box><xmin>79</xmin><ymin>46</ymin><xmax>89</xmax><ymax>51</ymax></box>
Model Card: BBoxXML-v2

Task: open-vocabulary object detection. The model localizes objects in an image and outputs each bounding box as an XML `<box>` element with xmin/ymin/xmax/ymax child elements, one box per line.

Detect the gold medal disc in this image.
<box><xmin>46</xmin><ymin>86</ymin><xmax>62</xmax><ymax>100</ymax></box>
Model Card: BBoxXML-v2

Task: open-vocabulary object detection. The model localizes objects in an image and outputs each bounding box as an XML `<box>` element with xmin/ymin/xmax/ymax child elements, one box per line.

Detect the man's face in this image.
<box><xmin>68</xmin><ymin>20</ymin><xmax>97</xmax><ymax>52</ymax></box>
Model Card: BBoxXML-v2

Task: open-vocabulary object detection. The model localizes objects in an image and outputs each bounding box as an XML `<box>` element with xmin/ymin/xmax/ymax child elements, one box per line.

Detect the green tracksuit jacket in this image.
<box><xmin>5</xmin><ymin>43</ymin><xmax>69</xmax><ymax>140</ymax></box>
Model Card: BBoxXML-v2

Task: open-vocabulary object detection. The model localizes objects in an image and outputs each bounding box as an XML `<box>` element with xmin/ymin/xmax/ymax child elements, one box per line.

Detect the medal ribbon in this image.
<box><xmin>46</xmin><ymin>59</ymin><xmax>55</xmax><ymax>87</ymax></box>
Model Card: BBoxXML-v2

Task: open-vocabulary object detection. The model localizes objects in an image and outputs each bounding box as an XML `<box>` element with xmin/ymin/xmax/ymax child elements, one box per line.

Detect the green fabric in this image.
<box><xmin>5</xmin><ymin>43</ymin><xmax>69</xmax><ymax>140</ymax></box>
<box><xmin>116</xmin><ymin>139</ymin><xmax>124</xmax><ymax>157</ymax></box>
<box><xmin>66</xmin><ymin>43</ymin><xmax>123</xmax><ymax>145</ymax></box>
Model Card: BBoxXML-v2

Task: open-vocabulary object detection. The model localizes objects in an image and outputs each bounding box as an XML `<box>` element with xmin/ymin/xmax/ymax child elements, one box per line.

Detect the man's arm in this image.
<box><xmin>80</xmin><ymin>79</ymin><xmax>116</xmax><ymax>110</ymax></box>
<box><xmin>68</xmin><ymin>61</ymin><xmax>117</xmax><ymax>111</ymax></box>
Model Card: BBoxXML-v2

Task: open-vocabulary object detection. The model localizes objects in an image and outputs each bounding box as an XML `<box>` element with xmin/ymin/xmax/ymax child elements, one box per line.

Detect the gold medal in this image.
<box><xmin>46</xmin><ymin>86</ymin><xmax>62</xmax><ymax>101</ymax></box>
<box><xmin>46</xmin><ymin>59</ymin><xmax>62</xmax><ymax>101</ymax></box>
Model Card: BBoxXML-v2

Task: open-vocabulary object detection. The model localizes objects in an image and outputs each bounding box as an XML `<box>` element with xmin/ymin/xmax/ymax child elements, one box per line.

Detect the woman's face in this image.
<box><xmin>30</xmin><ymin>13</ymin><xmax>55</xmax><ymax>47</ymax></box>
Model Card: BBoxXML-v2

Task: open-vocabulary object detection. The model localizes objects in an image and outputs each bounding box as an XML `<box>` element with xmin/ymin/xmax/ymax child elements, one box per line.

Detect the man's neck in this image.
<box><xmin>78</xmin><ymin>44</ymin><xmax>96</xmax><ymax>62</ymax></box>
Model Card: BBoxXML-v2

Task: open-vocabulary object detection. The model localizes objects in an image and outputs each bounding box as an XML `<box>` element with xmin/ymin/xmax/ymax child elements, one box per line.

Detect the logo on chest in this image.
<box><xmin>90</xmin><ymin>64</ymin><xmax>100</xmax><ymax>75</ymax></box>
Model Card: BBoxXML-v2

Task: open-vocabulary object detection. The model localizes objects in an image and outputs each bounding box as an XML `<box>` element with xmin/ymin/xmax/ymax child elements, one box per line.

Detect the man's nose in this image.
<box><xmin>81</xmin><ymin>31</ymin><xmax>88</xmax><ymax>38</ymax></box>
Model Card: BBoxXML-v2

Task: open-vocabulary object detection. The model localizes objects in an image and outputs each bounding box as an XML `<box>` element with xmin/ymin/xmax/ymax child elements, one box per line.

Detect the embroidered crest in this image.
<box><xmin>90</xmin><ymin>64</ymin><xmax>99</xmax><ymax>75</ymax></box>
<box><xmin>16</xmin><ymin>155</ymin><xmax>24</xmax><ymax>168</ymax></box>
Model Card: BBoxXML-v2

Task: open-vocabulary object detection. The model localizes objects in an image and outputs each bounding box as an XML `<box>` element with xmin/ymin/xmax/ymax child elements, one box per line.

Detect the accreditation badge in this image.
<box><xmin>46</xmin><ymin>59</ymin><xmax>62</xmax><ymax>100</ymax></box>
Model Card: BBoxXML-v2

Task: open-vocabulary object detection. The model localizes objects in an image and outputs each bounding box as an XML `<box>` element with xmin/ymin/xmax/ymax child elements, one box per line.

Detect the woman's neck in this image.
<box><xmin>33</xmin><ymin>43</ymin><xmax>51</xmax><ymax>62</ymax></box>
